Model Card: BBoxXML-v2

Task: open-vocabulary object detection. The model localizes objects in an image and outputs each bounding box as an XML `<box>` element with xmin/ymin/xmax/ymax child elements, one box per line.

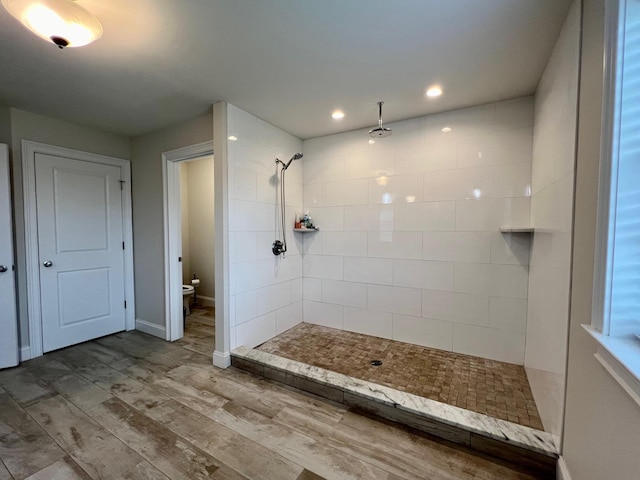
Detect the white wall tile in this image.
<box><xmin>453</xmin><ymin>324</ymin><xmax>525</xmax><ymax>364</ymax></box>
<box><xmin>423</xmin><ymin>167</ymin><xmax>492</xmax><ymax>201</ymax></box>
<box><xmin>322</xmin><ymin>179</ymin><xmax>369</xmax><ymax>206</ymax></box>
<box><xmin>368</xmin><ymin>232</ymin><xmax>422</xmax><ymax>260</ymax></box>
<box><xmin>343</xmin><ymin>256</ymin><xmax>393</xmax><ymax>285</ymax></box>
<box><xmin>454</xmin><ymin>263</ymin><xmax>529</xmax><ymax>298</ymax></box>
<box><xmin>291</xmin><ymin>278</ymin><xmax>303</xmax><ymax>302</ymax></box>
<box><xmin>489</xmin><ymin>296</ymin><xmax>527</xmax><ymax>332</ymax></box>
<box><xmin>494</xmin><ymin>97</ymin><xmax>534</xmax><ymax>131</ymax></box>
<box><xmin>369</xmin><ymin>174</ymin><xmax>423</xmax><ymax>204</ymax></box>
<box><xmin>231</xmin><ymin>258</ymin><xmax>275</xmax><ymax>295</ymax></box>
<box><xmin>303</xmin><ymin>254</ymin><xmax>343</xmax><ymax>280</ymax></box>
<box><xmin>422</xmin><ymin>232</ymin><xmax>491</xmax><ymax>263</ymax></box>
<box><xmin>304</xmin><ymin>154</ymin><xmax>345</xmax><ymax>184</ymax></box>
<box><xmin>301</xmin><ymin>232</ymin><xmax>322</xmax><ymax>255</ymax></box>
<box><xmin>368</xmin><ymin>285</ymin><xmax>422</xmax><ymax>316</ymax></box>
<box><xmin>492</xmin><ymin>163</ymin><xmax>532</xmax><ymax>198</ymax></box>
<box><xmin>395</xmin><ymin>140</ymin><xmax>457</xmax><ymax>175</ymax></box>
<box><xmin>309</xmin><ymin>207</ymin><xmax>344</xmax><ymax>231</ymax></box>
<box><xmin>235</xmin><ymin>290</ymin><xmax>258</xmax><ymax>325</ymax></box>
<box><xmin>455</xmin><ymin>197</ymin><xmax>530</xmax><ymax>231</ymax></box>
<box><xmin>303</xmin><ymin>277</ymin><xmax>322</xmax><ymax>301</ymax></box>
<box><xmin>230</xmin><ymin>200</ymin><xmax>275</xmax><ymax>232</ymax></box>
<box><xmin>231</xmin><ymin>166</ymin><xmax>257</xmax><ymax>201</ymax></box>
<box><xmin>490</xmin><ymin>231</ymin><xmax>530</xmax><ymax>265</ymax></box>
<box><xmin>276</xmin><ymin>301</ymin><xmax>303</xmax><ymax>335</ymax></box>
<box><xmin>394</xmin><ymin>202</ymin><xmax>455</xmax><ymax>232</ymax></box>
<box><xmin>229</xmin><ymin>232</ymin><xmax>258</xmax><ymax>264</ymax></box>
<box><xmin>344</xmin><ymin>205</ymin><xmax>394</xmax><ymax>231</ymax></box>
<box><xmin>257</xmin><ymin>282</ymin><xmax>291</xmax><ymax>316</ymax></box>
<box><xmin>322</xmin><ymin>280</ymin><xmax>368</xmax><ymax>308</ymax></box>
<box><xmin>345</xmin><ymin>148</ymin><xmax>395</xmax><ymax>179</ymax></box>
<box><xmin>393</xmin><ymin>314</ymin><xmax>453</xmax><ymax>351</ymax></box>
<box><xmin>275</xmin><ymin>254</ymin><xmax>303</xmax><ymax>283</ymax></box>
<box><xmin>303</xmin><ymin>300</ymin><xmax>344</xmax><ymax>329</ymax></box>
<box><xmin>422</xmin><ymin>290</ymin><xmax>489</xmax><ymax>326</ymax></box>
<box><xmin>343</xmin><ymin>307</ymin><xmax>393</xmax><ymax>339</ymax></box>
<box><xmin>235</xmin><ymin>312</ymin><xmax>277</xmax><ymax>349</ymax></box>
<box><xmin>322</xmin><ymin>232</ymin><xmax>368</xmax><ymax>257</ymax></box>
<box><xmin>392</xmin><ymin>259</ymin><xmax>454</xmax><ymax>291</ymax></box>
<box><xmin>457</xmin><ymin>128</ymin><xmax>532</xmax><ymax>169</ymax></box>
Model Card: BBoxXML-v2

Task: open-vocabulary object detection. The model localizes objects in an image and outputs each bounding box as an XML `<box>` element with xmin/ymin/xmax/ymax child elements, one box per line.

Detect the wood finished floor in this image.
<box><xmin>0</xmin><ymin>316</ymin><xmax>551</xmax><ymax>480</ymax></box>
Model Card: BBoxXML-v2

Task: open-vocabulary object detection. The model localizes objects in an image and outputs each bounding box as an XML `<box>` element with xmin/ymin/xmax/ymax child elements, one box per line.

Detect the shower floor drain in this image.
<box><xmin>370</xmin><ymin>360</ymin><xmax>383</xmax><ymax>366</ymax></box>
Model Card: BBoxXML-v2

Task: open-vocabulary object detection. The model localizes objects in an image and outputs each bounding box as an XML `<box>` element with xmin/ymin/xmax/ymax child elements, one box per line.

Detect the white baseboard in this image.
<box><xmin>557</xmin><ymin>456</ymin><xmax>572</xmax><ymax>480</ymax></box>
<box><xmin>196</xmin><ymin>295</ymin><xmax>215</xmax><ymax>307</ymax></box>
<box><xmin>19</xmin><ymin>346</ymin><xmax>31</xmax><ymax>362</ymax></box>
<box><xmin>135</xmin><ymin>319</ymin><xmax>166</xmax><ymax>339</ymax></box>
<box><xmin>213</xmin><ymin>350</ymin><xmax>231</xmax><ymax>368</ymax></box>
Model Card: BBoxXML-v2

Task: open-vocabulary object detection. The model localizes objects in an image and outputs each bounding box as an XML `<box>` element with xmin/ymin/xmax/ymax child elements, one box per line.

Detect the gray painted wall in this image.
<box><xmin>0</xmin><ymin>107</ymin><xmax>11</xmax><ymax>145</ymax></box>
<box><xmin>562</xmin><ymin>0</ymin><xmax>640</xmax><ymax>478</ymax></box>
<box><xmin>9</xmin><ymin>108</ymin><xmax>131</xmax><ymax>349</ymax></box>
<box><xmin>130</xmin><ymin>114</ymin><xmax>213</xmax><ymax>327</ymax></box>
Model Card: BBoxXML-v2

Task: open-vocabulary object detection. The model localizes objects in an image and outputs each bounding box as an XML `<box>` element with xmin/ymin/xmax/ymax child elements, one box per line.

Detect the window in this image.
<box><xmin>588</xmin><ymin>0</ymin><xmax>640</xmax><ymax>405</ymax></box>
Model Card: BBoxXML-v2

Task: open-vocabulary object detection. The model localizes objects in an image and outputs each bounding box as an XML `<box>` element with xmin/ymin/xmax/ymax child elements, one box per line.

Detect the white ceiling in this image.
<box><xmin>0</xmin><ymin>0</ymin><xmax>573</xmax><ymax>139</ymax></box>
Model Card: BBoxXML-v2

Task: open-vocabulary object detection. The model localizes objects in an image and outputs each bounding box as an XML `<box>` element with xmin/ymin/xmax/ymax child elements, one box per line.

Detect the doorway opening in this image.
<box><xmin>162</xmin><ymin>141</ymin><xmax>214</xmax><ymax>348</ymax></box>
<box><xmin>178</xmin><ymin>155</ymin><xmax>215</xmax><ymax>355</ymax></box>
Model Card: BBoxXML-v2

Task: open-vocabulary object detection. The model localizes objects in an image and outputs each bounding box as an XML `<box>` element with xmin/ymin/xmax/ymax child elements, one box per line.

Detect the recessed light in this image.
<box><xmin>228</xmin><ymin>135</ymin><xmax>237</xmax><ymax>141</ymax></box>
<box><xmin>426</xmin><ymin>86</ymin><xmax>443</xmax><ymax>97</ymax></box>
<box><xmin>441</xmin><ymin>127</ymin><xmax>452</xmax><ymax>133</ymax></box>
<box><xmin>332</xmin><ymin>111</ymin><xmax>345</xmax><ymax>119</ymax></box>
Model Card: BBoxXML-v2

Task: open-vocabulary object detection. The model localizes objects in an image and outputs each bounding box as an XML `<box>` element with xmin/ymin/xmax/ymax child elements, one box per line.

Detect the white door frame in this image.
<box><xmin>22</xmin><ymin>140</ymin><xmax>136</xmax><ymax>359</ymax></box>
<box><xmin>162</xmin><ymin>141</ymin><xmax>214</xmax><ymax>342</ymax></box>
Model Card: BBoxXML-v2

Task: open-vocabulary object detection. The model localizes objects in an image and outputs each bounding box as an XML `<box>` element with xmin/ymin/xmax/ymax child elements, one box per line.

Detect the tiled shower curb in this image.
<box><xmin>231</xmin><ymin>346</ymin><xmax>559</xmax><ymax>475</ymax></box>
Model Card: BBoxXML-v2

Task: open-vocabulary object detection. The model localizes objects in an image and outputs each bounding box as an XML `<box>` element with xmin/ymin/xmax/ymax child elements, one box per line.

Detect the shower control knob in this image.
<box><xmin>272</xmin><ymin>240</ymin><xmax>285</xmax><ymax>256</ymax></box>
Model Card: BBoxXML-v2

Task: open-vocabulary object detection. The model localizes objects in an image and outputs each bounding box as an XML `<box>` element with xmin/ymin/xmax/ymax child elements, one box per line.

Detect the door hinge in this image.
<box><xmin>119</xmin><ymin>180</ymin><xmax>125</xmax><ymax>191</ymax></box>
<box><xmin>122</xmin><ymin>241</ymin><xmax>125</xmax><ymax>250</ymax></box>
<box><xmin>124</xmin><ymin>300</ymin><xmax>127</xmax><ymax>309</ymax></box>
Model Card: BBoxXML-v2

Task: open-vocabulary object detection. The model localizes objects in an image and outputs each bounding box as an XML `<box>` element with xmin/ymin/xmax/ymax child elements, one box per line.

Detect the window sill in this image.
<box><xmin>582</xmin><ymin>325</ymin><xmax>640</xmax><ymax>408</ymax></box>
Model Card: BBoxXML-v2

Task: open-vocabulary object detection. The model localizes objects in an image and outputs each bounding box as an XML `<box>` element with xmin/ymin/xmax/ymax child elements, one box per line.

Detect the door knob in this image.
<box><xmin>0</xmin><ymin>265</ymin><xmax>7</xmax><ymax>273</ymax></box>
<box><xmin>43</xmin><ymin>260</ymin><xmax>53</xmax><ymax>268</ymax></box>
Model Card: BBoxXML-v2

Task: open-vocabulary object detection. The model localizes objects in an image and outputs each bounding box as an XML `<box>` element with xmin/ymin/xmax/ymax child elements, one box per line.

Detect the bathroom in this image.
<box><xmin>180</xmin><ymin>155</ymin><xmax>216</xmax><ymax>351</ymax></box>
<box><xmin>221</xmin><ymin>0</ymin><xmax>579</xmax><ymax>459</ymax></box>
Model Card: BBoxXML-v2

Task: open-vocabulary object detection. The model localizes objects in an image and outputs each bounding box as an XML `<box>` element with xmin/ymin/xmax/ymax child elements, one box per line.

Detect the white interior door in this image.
<box><xmin>0</xmin><ymin>144</ymin><xmax>19</xmax><ymax>368</ymax></box>
<box><xmin>35</xmin><ymin>153</ymin><xmax>126</xmax><ymax>352</ymax></box>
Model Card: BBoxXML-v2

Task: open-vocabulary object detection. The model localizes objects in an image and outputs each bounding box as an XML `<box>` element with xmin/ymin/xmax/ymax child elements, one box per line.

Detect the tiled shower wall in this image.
<box><xmin>227</xmin><ymin>104</ymin><xmax>304</xmax><ymax>349</ymax></box>
<box><xmin>525</xmin><ymin>0</ymin><xmax>579</xmax><ymax>435</ymax></box>
<box><xmin>301</xmin><ymin>98</ymin><xmax>533</xmax><ymax>364</ymax></box>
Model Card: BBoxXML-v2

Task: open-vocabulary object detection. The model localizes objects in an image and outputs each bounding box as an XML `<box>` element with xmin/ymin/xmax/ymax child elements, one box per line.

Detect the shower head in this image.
<box><xmin>369</xmin><ymin>101</ymin><xmax>392</xmax><ymax>138</ymax></box>
<box><xmin>281</xmin><ymin>152</ymin><xmax>303</xmax><ymax>170</ymax></box>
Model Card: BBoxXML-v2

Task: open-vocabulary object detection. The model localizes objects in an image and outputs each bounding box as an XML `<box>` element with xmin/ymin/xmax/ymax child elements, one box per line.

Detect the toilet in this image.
<box><xmin>182</xmin><ymin>285</ymin><xmax>195</xmax><ymax>315</ymax></box>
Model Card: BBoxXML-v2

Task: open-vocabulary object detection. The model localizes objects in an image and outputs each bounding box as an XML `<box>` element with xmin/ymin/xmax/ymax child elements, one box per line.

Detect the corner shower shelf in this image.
<box><xmin>293</xmin><ymin>227</ymin><xmax>319</xmax><ymax>233</ymax></box>
<box><xmin>499</xmin><ymin>226</ymin><xmax>534</xmax><ymax>233</ymax></box>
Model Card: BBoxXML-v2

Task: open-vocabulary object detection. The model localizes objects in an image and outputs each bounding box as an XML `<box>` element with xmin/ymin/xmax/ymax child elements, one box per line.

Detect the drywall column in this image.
<box><xmin>560</xmin><ymin>0</ymin><xmax>640</xmax><ymax>478</ymax></box>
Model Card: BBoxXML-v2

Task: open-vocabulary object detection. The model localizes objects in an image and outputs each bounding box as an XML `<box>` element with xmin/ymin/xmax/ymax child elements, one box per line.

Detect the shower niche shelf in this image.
<box><xmin>293</xmin><ymin>227</ymin><xmax>319</xmax><ymax>233</ymax></box>
<box><xmin>499</xmin><ymin>226</ymin><xmax>534</xmax><ymax>233</ymax></box>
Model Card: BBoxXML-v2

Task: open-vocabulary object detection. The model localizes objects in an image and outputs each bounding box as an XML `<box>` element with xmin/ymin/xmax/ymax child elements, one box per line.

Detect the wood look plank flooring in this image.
<box><xmin>0</xmin><ymin>315</ymin><xmax>552</xmax><ymax>479</ymax></box>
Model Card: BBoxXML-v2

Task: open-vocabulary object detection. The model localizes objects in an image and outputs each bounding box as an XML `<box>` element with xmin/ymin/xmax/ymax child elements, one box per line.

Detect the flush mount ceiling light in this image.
<box><xmin>426</xmin><ymin>86</ymin><xmax>443</xmax><ymax>97</ymax></box>
<box><xmin>1</xmin><ymin>0</ymin><xmax>103</xmax><ymax>49</ymax></box>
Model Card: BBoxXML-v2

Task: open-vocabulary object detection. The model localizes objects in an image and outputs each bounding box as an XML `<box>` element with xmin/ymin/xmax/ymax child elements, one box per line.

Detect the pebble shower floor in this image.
<box><xmin>257</xmin><ymin>323</ymin><xmax>544</xmax><ymax>431</ymax></box>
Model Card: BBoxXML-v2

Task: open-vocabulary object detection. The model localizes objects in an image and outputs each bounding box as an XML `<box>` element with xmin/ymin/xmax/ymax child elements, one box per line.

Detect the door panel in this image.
<box><xmin>35</xmin><ymin>153</ymin><xmax>125</xmax><ymax>352</ymax></box>
<box><xmin>0</xmin><ymin>144</ymin><xmax>19</xmax><ymax>368</ymax></box>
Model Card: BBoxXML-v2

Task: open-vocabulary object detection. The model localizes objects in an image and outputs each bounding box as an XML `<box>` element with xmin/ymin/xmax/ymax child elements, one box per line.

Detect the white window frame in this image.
<box><xmin>588</xmin><ymin>0</ymin><xmax>640</xmax><ymax>407</ymax></box>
